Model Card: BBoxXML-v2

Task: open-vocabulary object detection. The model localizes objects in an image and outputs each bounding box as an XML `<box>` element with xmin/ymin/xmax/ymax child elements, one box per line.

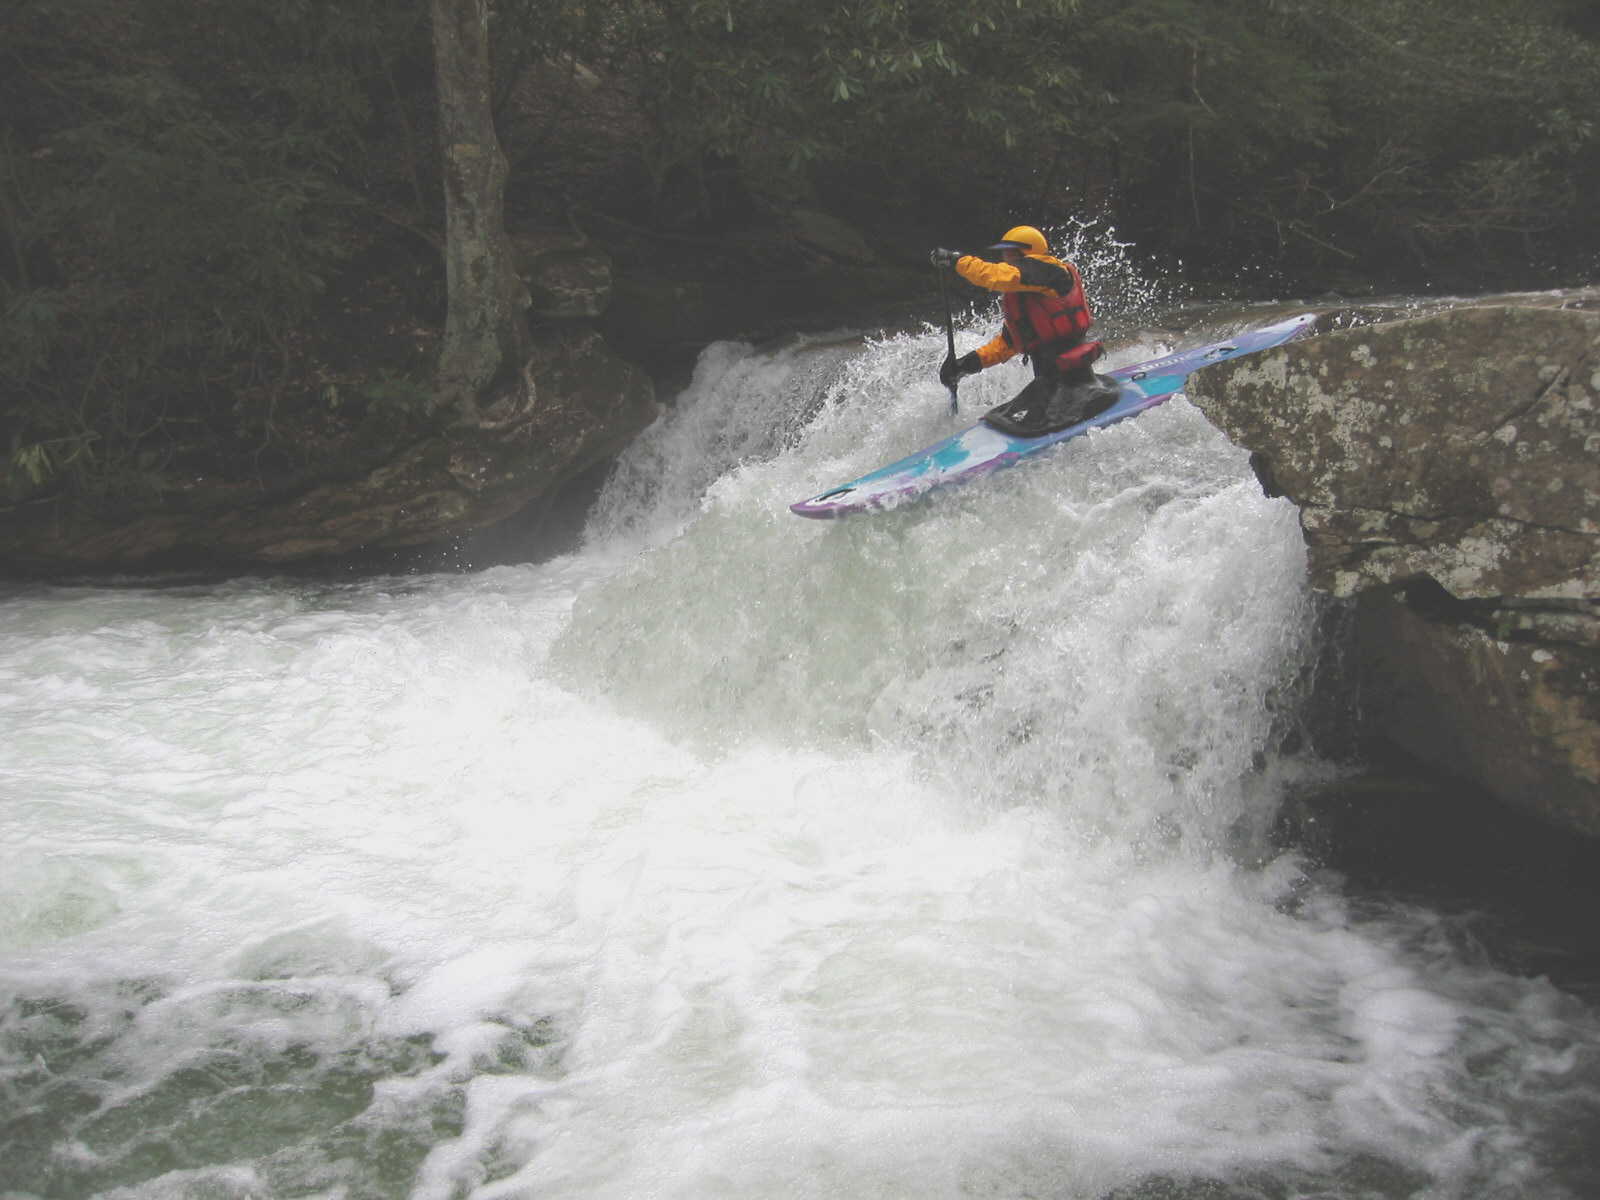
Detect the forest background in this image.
<box><xmin>3</xmin><ymin>0</ymin><xmax>1599</xmax><ymax>514</ymax></box>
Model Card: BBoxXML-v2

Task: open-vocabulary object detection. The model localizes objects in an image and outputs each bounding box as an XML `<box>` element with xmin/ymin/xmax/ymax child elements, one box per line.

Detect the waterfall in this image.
<box><xmin>1</xmin><ymin>292</ymin><xmax>1596</xmax><ymax>1199</ymax></box>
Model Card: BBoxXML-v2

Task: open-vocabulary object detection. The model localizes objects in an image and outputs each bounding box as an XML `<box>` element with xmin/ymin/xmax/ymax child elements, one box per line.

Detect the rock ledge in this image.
<box><xmin>1189</xmin><ymin>300</ymin><xmax>1599</xmax><ymax>836</ymax></box>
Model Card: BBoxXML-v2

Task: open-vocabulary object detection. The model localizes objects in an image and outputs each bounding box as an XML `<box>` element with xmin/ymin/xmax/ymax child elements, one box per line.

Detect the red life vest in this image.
<box><xmin>1000</xmin><ymin>267</ymin><xmax>1103</xmax><ymax>374</ymax></box>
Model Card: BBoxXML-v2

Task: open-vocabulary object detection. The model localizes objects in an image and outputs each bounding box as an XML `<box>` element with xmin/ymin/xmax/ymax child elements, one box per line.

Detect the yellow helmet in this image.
<box><xmin>989</xmin><ymin>225</ymin><xmax>1049</xmax><ymax>256</ymax></box>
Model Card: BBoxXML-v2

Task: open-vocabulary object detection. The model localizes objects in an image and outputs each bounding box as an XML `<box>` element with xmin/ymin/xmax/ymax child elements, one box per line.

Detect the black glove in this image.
<box><xmin>929</xmin><ymin>247</ymin><xmax>962</xmax><ymax>268</ymax></box>
<box><xmin>939</xmin><ymin>350</ymin><xmax>981</xmax><ymax>389</ymax></box>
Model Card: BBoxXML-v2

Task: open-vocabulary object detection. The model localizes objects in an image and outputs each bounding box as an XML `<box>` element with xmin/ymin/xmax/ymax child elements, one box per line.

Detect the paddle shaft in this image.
<box><xmin>937</xmin><ymin>267</ymin><xmax>959</xmax><ymax>414</ymax></box>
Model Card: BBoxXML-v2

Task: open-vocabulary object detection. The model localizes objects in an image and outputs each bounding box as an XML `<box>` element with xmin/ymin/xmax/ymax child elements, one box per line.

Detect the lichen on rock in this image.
<box><xmin>1188</xmin><ymin>299</ymin><xmax>1600</xmax><ymax>837</ymax></box>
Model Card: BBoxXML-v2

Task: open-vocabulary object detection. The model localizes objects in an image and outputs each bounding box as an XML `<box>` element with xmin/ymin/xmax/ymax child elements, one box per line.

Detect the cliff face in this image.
<box><xmin>1187</xmin><ymin>299</ymin><xmax>1599</xmax><ymax>836</ymax></box>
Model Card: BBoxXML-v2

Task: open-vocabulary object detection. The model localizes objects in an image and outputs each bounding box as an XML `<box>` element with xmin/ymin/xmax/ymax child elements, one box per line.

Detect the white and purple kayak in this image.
<box><xmin>790</xmin><ymin>312</ymin><xmax>1316</xmax><ymax>519</ymax></box>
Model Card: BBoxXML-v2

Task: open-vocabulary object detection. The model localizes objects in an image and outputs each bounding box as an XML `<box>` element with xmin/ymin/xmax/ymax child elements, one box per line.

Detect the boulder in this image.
<box><xmin>1197</xmin><ymin>306</ymin><xmax>1600</xmax><ymax>599</ymax></box>
<box><xmin>1351</xmin><ymin>586</ymin><xmax>1600</xmax><ymax>837</ymax></box>
<box><xmin>1188</xmin><ymin>303</ymin><xmax>1600</xmax><ymax>836</ymax></box>
<box><xmin>788</xmin><ymin>208</ymin><xmax>878</xmax><ymax>264</ymax></box>
<box><xmin>510</xmin><ymin>230</ymin><xmax>613</xmax><ymax>319</ymax></box>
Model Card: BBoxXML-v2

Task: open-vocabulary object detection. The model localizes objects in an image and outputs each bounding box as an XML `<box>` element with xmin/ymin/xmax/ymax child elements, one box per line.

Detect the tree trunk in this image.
<box><xmin>429</xmin><ymin>0</ymin><xmax>528</xmax><ymax>418</ymax></box>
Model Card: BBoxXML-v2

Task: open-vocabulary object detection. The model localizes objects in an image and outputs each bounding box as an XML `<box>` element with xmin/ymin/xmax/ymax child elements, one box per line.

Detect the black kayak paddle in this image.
<box><xmin>937</xmin><ymin>265</ymin><xmax>960</xmax><ymax>416</ymax></box>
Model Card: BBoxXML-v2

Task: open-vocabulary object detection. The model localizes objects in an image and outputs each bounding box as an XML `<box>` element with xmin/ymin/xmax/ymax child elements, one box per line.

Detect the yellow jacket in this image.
<box><xmin>955</xmin><ymin>252</ymin><xmax>1088</xmax><ymax>368</ymax></box>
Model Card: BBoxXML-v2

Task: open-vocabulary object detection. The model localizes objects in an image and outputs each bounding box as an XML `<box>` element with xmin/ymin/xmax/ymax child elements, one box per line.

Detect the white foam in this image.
<box><xmin>1</xmin><ymin>317</ymin><xmax>1597</xmax><ymax>1199</ymax></box>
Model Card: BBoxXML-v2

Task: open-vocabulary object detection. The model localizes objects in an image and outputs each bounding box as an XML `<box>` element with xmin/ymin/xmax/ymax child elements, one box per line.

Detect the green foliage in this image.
<box><xmin>498</xmin><ymin>0</ymin><xmax>1599</xmax><ymax>281</ymax></box>
<box><xmin>0</xmin><ymin>0</ymin><xmax>435</xmax><ymax>504</ymax></box>
<box><xmin>518</xmin><ymin>0</ymin><xmax>1097</xmax><ymax>227</ymax></box>
<box><xmin>1062</xmin><ymin>0</ymin><xmax>1600</xmax><ymax>277</ymax></box>
<box><xmin>352</xmin><ymin>369</ymin><xmax>437</xmax><ymax>420</ymax></box>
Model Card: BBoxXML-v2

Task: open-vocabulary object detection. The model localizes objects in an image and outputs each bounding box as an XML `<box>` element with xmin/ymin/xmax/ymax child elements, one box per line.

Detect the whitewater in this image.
<box><xmin>3</xmin><ymin>287</ymin><xmax>1599</xmax><ymax>1198</ymax></box>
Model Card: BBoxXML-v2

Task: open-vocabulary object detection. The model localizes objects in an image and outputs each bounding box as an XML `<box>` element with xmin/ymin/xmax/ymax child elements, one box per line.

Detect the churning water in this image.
<box><xmin>3</xmin><ymin>296</ymin><xmax>1599</xmax><ymax>1198</ymax></box>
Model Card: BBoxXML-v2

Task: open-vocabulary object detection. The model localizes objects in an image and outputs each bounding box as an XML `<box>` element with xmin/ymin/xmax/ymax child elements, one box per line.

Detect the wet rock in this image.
<box><xmin>1188</xmin><ymin>303</ymin><xmax>1600</xmax><ymax>837</ymax></box>
<box><xmin>1352</xmin><ymin>585</ymin><xmax>1599</xmax><ymax>836</ymax></box>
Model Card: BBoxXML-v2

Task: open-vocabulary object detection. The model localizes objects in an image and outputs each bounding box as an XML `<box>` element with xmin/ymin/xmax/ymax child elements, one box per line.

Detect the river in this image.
<box><xmin>3</xmin><ymin>283</ymin><xmax>1598</xmax><ymax>1198</ymax></box>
